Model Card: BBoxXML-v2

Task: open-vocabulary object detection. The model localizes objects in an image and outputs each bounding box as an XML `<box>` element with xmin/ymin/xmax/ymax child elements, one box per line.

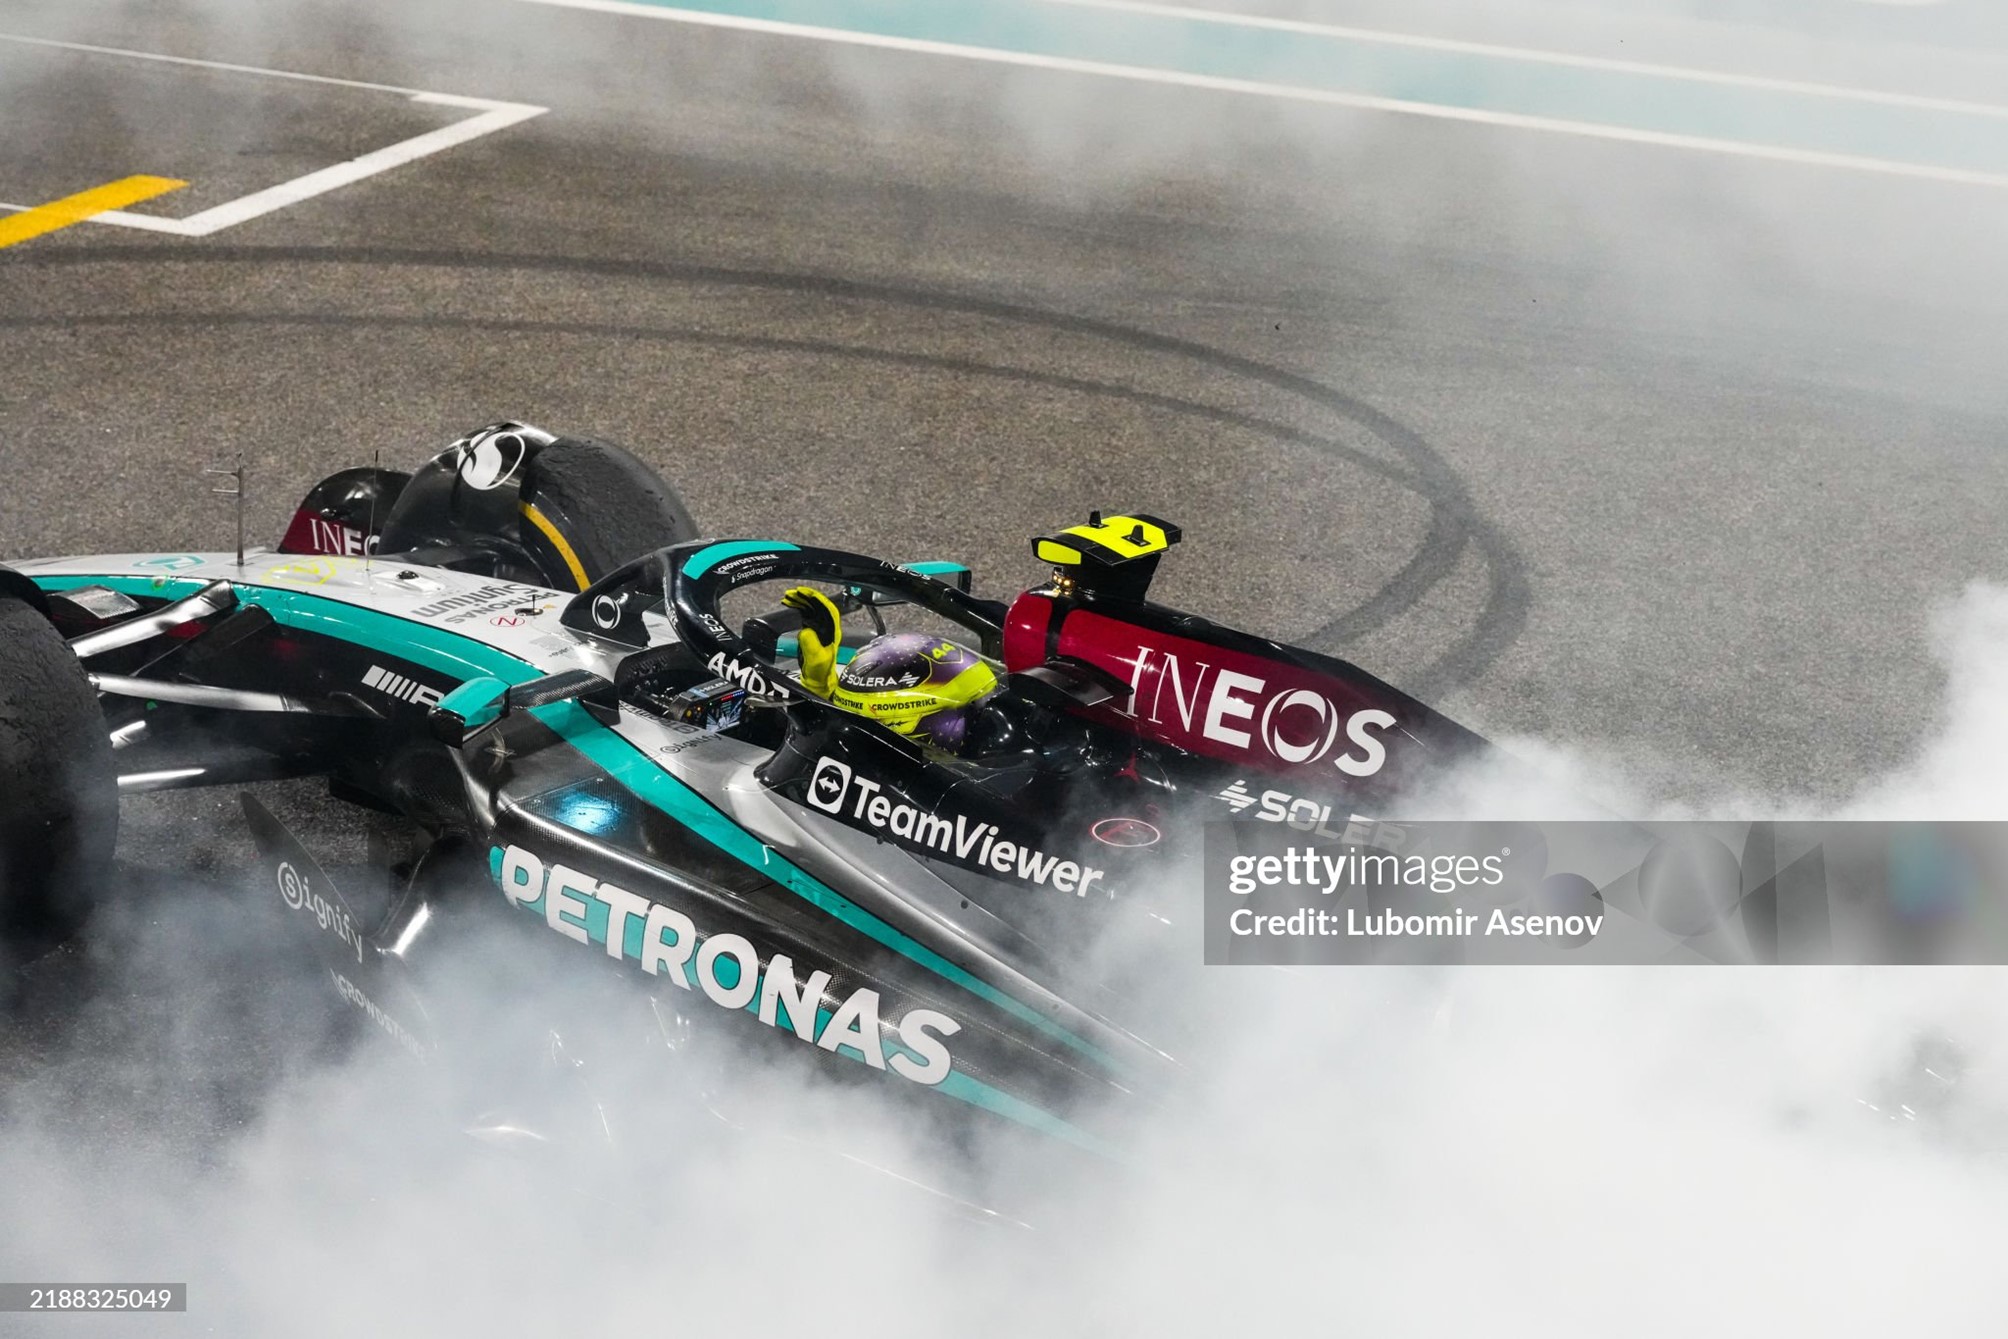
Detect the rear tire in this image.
<box><xmin>517</xmin><ymin>436</ymin><xmax>698</xmax><ymax>592</ymax></box>
<box><xmin>0</xmin><ymin>593</ymin><xmax>118</xmax><ymax>970</ymax></box>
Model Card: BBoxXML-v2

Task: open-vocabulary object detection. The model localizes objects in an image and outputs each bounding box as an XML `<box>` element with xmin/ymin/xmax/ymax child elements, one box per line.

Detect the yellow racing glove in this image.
<box><xmin>780</xmin><ymin>586</ymin><xmax>843</xmax><ymax>700</ymax></box>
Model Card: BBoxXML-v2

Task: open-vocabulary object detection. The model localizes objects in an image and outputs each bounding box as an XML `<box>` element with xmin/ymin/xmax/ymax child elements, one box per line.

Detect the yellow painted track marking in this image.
<box><xmin>0</xmin><ymin>175</ymin><xmax>186</xmax><ymax>250</ymax></box>
<box><xmin>520</xmin><ymin>502</ymin><xmax>591</xmax><ymax>591</ymax></box>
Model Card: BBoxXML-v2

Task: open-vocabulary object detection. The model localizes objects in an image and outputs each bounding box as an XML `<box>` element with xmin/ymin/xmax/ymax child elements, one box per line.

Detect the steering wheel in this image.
<box><xmin>660</xmin><ymin>539</ymin><xmax>1008</xmax><ymax>699</ymax></box>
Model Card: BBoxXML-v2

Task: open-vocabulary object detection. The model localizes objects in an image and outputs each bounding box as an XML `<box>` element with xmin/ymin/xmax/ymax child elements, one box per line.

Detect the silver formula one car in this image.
<box><xmin>0</xmin><ymin>423</ymin><xmax>1488</xmax><ymax>1158</ymax></box>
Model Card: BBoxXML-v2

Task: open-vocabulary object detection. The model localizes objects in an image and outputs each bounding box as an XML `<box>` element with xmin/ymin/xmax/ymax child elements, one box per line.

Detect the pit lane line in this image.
<box><xmin>513</xmin><ymin>0</ymin><xmax>2008</xmax><ymax>189</ymax></box>
<box><xmin>0</xmin><ymin>175</ymin><xmax>183</xmax><ymax>250</ymax></box>
<box><xmin>0</xmin><ymin>33</ymin><xmax>546</xmax><ymax>237</ymax></box>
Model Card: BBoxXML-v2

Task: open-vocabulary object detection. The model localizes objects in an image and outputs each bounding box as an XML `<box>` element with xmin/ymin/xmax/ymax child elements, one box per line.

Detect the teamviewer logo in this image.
<box><xmin>808</xmin><ymin>756</ymin><xmax>852</xmax><ymax>814</ymax></box>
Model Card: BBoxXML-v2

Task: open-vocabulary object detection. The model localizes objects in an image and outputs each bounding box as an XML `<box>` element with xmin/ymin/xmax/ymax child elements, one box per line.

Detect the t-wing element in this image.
<box><xmin>1031</xmin><ymin>512</ymin><xmax>1181</xmax><ymax>603</ymax></box>
<box><xmin>429</xmin><ymin>668</ymin><xmax>619</xmax><ymax>748</ymax></box>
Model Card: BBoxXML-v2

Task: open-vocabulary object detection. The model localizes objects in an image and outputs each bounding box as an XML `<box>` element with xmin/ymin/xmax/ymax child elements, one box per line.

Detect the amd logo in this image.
<box><xmin>706</xmin><ymin>650</ymin><xmax>778</xmax><ymax>697</ymax></box>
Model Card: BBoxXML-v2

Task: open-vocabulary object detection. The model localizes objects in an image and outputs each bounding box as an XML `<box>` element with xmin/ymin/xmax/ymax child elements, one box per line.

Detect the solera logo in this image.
<box><xmin>808</xmin><ymin>756</ymin><xmax>852</xmax><ymax>813</ymax></box>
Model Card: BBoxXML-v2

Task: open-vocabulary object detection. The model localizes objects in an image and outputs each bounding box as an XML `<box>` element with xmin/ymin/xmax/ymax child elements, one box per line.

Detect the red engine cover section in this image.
<box><xmin>278</xmin><ymin>509</ymin><xmax>368</xmax><ymax>557</ymax></box>
<box><xmin>1004</xmin><ymin>593</ymin><xmax>1407</xmax><ymax>782</ymax></box>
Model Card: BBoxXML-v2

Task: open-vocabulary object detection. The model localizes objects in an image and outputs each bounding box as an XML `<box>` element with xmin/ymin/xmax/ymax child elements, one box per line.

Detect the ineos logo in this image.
<box><xmin>276</xmin><ymin>861</ymin><xmax>306</xmax><ymax>910</ymax></box>
<box><xmin>1117</xmin><ymin>646</ymin><xmax>1399</xmax><ymax>778</ymax></box>
<box><xmin>1259</xmin><ymin>689</ymin><xmax>1340</xmax><ymax>766</ymax></box>
<box><xmin>808</xmin><ymin>756</ymin><xmax>852</xmax><ymax>814</ymax></box>
<box><xmin>591</xmin><ymin>594</ymin><xmax>623</xmax><ymax>629</ymax></box>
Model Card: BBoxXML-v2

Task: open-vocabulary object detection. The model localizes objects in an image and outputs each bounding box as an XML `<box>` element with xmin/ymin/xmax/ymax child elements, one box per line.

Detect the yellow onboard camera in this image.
<box><xmin>1032</xmin><ymin>512</ymin><xmax>1181</xmax><ymax>601</ymax></box>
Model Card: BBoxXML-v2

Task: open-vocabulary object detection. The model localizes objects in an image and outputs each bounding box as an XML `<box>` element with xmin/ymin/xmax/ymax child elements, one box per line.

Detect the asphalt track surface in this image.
<box><xmin>4</xmin><ymin>0</ymin><xmax>2008</xmax><ymax>1319</ymax></box>
<box><xmin>3</xmin><ymin>8</ymin><xmax>2008</xmax><ymax>932</ymax></box>
<box><xmin>6</xmin><ymin>0</ymin><xmax>2008</xmax><ymax>805</ymax></box>
<box><xmin>5</xmin><ymin>0</ymin><xmax>2008</xmax><ymax>817</ymax></box>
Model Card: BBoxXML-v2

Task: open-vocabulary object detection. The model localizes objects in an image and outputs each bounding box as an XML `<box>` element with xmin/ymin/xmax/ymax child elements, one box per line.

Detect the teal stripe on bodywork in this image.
<box><xmin>439</xmin><ymin>675</ymin><xmax>509</xmax><ymax>721</ymax></box>
<box><xmin>38</xmin><ymin>577</ymin><xmax>551</xmax><ymax>689</ymax></box>
<box><xmin>527</xmin><ymin>699</ymin><xmax>1129</xmax><ymax>1077</ymax></box>
<box><xmin>681</xmin><ymin>540</ymin><xmax>799</xmax><ymax>577</ymax></box>
<box><xmin>934</xmin><ymin>1069</ymin><xmax>1113</xmax><ymax>1156</ymax></box>
<box><xmin>490</xmin><ymin>838</ymin><xmax>1119</xmax><ymax>1158</ymax></box>
<box><xmin>36</xmin><ymin>571</ymin><xmax>1129</xmax><ymax>1084</ymax></box>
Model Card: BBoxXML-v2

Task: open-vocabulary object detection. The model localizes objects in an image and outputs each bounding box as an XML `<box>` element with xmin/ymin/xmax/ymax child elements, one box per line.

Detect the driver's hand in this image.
<box><xmin>781</xmin><ymin>586</ymin><xmax>842</xmax><ymax>699</ymax></box>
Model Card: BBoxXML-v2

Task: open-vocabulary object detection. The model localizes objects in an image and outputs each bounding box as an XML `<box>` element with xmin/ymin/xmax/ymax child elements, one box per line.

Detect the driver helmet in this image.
<box><xmin>830</xmin><ymin>632</ymin><xmax>999</xmax><ymax>751</ymax></box>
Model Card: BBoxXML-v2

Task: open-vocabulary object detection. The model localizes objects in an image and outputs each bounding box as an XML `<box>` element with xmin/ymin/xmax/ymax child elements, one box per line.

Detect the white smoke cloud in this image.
<box><xmin>1842</xmin><ymin>581</ymin><xmax>2008</xmax><ymax>821</ymax></box>
<box><xmin>7</xmin><ymin>0</ymin><xmax>2008</xmax><ymax>1334</ymax></box>
<box><xmin>8</xmin><ymin>583</ymin><xmax>2008</xmax><ymax>1337</ymax></box>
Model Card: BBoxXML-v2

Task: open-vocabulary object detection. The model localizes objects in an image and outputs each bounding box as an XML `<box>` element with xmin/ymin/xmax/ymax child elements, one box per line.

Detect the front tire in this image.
<box><xmin>0</xmin><ymin>592</ymin><xmax>118</xmax><ymax>969</ymax></box>
<box><xmin>517</xmin><ymin>436</ymin><xmax>698</xmax><ymax>591</ymax></box>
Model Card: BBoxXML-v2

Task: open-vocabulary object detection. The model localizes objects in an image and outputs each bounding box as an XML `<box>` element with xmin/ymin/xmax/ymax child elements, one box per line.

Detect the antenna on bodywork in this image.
<box><xmin>207</xmin><ymin>454</ymin><xmax>246</xmax><ymax>568</ymax></box>
<box><xmin>366</xmin><ymin>447</ymin><xmax>380</xmax><ymax>578</ymax></box>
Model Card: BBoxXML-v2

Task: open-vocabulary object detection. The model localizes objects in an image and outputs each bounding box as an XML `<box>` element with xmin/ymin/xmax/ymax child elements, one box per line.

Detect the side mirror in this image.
<box><xmin>845</xmin><ymin>586</ymin><xmax>907</xmax><ymax>609</ymax></box>
<box><xmin>903</xmin><ymin>561</ymin><xmax>974</xmax><ymax>593</ymax></box>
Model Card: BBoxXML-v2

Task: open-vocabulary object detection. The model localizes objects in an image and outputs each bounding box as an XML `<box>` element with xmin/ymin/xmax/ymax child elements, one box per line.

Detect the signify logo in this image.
<box><xmin>275</xmin><ymin>859</ymin><xmax>364</xmax><ymax>963</ymax></box>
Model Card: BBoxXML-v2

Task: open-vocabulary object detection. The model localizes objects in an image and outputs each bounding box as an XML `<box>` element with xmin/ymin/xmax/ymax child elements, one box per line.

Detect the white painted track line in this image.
<box><xmin>0</xmin><ymin>33</ymin><xmax>547</xmax><ymax>235</ymax></box>
<box><xmin>85</xmin><ymin>100</ymin><xmax>548</xmax><ymax>236</ymax></box>
<box><xmin>0</xmin><ymin>32</ymin><xmax>459</xmax><ymax>98</ymax></box>
<box><xmin>1038</xmin><ymin>0</ymin><xmax>2008</xmax><ymax>119</ymax></box>
<box><xmin>513</xmin><ymin>0</ymin><xmax>2008</xmax><ymax>189</ymax></box>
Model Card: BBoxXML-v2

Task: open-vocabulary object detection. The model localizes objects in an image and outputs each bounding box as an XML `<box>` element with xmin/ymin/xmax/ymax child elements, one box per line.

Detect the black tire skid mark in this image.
<box><xmin>2</xmin><ymin>246</ymin><xmax>1529</xmax><ymax>694</ymax></box>
<box><xmin>5</xmin><ymin>307</ymin><xmax>1480</xmax><ymax>674</ymax></box>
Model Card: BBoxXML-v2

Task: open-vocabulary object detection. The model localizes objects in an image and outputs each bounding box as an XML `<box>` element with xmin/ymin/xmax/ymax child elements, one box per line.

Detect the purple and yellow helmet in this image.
<box><xmin>830</xmin><ymin>633</ymin><xmax>999</xmax><ymax>749</ymax></box>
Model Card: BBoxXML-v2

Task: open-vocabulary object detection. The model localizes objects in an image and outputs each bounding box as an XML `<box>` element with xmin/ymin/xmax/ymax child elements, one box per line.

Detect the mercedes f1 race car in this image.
<box><xmin>0</xmin><ymin>423</ymin><xmax>1490</xmax><ymax>1158</ymax></box>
